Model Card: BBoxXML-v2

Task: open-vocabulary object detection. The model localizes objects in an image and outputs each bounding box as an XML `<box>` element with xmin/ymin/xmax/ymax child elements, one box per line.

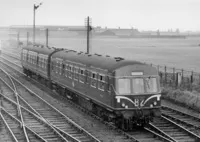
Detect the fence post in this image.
<box><xmin>173</xmin><ymin>67</ymin><xmax>175</xmax><ymax>88</ymax></box>
<box><xmin>175</xmin><ymin>72</ymin><xmax>178</xmax><ymax>89</ymax></box>
<box><xmin>164</xmin><ymin>66</ymin><xmax>167</xmax><ymax>85</ymax></box>
<box><xmin>181</xmin><ymin>69</ymin><xmax>184</xmax><ymax>87</ymax></box>
<box><xmin>190</xmin><ymin>71</ymin><xmax>193</xmax><ymax>91</ymax></box>
<box><xmin>191</xmin><ymin>71</ymin><xmax>193</xmax><ymax>84</ymax></box>
<box><xmin>46</xmin><ymin>28</ymin><xmax>48</xmax><ymax>47</ymax></box>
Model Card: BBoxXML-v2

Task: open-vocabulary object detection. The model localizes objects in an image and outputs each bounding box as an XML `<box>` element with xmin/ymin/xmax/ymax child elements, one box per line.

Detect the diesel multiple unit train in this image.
<box><xmin>21</xmin><ymin>45</ymin><xmax>161</xmax><ymax>130</ymax></box>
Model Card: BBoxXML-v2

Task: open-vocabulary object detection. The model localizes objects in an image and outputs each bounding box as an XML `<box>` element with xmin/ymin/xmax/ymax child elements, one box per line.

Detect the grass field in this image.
<box><xmin>34</xmin><ymin>36</ymin><xmax>200</xmax><ymax>72</ymax></box>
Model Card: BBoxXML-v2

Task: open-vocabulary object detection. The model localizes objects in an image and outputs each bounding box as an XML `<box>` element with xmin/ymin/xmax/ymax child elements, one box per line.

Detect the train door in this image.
<box><xmin>85</xmin><ymin>69</ymin><xmax>91</xmax><ymax>94</ymax></box>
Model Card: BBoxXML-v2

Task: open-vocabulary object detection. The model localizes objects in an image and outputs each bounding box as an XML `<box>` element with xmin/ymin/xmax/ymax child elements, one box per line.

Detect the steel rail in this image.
<box><xmin>0</xmin><ymin>93</ymin><xmax>69</xmax><ymax>142</ymax></box>
<box><xmin>0</xmin><ymin>67</ymin><xmax>15</xmax><ymax>90</ymax></box>
<box><xmin>1</xmin><ymin>55</ymin><xmax>114</xmax><ymax>142</ymax></box>
<box><xmin>162</xmin><ymin>105</ymin><xmax>200</xmax><ymax>125</ymax></box>
<box><xmin>16</xmin><ymin>93</ymin><xmax>30</xmax><ymax>142</ymax></box>
<box><xmin>161</xmin><ymin>105</ymin><xmax>200</xmax><ymax>133</ymax></box>
<box><xmin>148</xmin><ymin>123</ymin><xmax>177</xmax><ymax>142</ymax></box>
<box><xmin>143</xmin><ymin>127</ymin><xmax>173</xmax><ymax>142</ymax></box>
<box><xmin>0</xmin><ymin>67</ymin><xmax>70</xmax><ymax>141</ymax></box>
<box><xmin>0</xmin><ymin>70</ymin><xmax>93</xmax><ymax>142</ymax></box>
<box><xmin>0</xmin><ymin>106</ymin><xmax>19</xmax><ymax>142</ymax></box>
<box><xmin>161</xmin><ymin>115</ymin><xmax>200</xmax><ymax>141</ymax></box>
<box><xmin>0</xmin><ymin>67</ymin><xmax>30</xmax><ymax>142</ymax></box>
<box><xmin>1</xmin><ymin>55</ymin><xmax>22</xmax><ymax>67</ymax></box>
<box><xmin>1</xmin><ymin>56</ymin><xmax>170</xmax><ymax>142</ymax></box>
<box><xmin>1</xmin><ymin>105</ymin><xmax>48</xmax><ymax>142</ymax></box>
<box><xmin>11</xmin><ymin>75</ymin><xmax>101</xmax><ymax>142</ymax></box>
<box><xmin>16</xmin><ymin>91</ymin><xmax>82</xmax><ymax>142</ymax></box>
<box><xmin>2</xmin><ymin>50</ymin><xmax>21</xmax><ymax>60</ymax></box>
<box><xmin>162</xmin><ymin>112</ymin><xmax>200</xmax><ymax>135</ymax></box>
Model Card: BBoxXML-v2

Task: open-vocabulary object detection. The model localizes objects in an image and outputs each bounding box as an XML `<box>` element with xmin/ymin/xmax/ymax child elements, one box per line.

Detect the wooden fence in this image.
<box><xmin>151</xmin><ymin>64</ymin><xmax>200</xmax><ymax>92</ymax></box>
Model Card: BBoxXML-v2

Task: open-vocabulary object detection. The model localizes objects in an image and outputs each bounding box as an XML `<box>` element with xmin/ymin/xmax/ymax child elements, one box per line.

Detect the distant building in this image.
<box><xmin>95</xmin><ymin>30</ymin><xmax>116</xmax><ymax>36</ymax></box>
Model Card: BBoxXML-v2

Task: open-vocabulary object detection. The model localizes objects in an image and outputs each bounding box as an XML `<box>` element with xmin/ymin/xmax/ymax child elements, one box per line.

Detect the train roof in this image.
<box><xmin>52</xmin><ymin>49</ymin><xmax>146</xmax><ymax>72</ymax></box>
<box><xmin>22</xmin><ymin>45</ymin><xmax>58</xmax><ymax>55</ymax></box>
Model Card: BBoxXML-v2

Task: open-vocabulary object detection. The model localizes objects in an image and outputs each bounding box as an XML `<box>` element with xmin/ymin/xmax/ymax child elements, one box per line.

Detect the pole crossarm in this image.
<box><xmin>34</xmin><ymin>3</ymin><xmax>42</xmax><ymax>10</ymax></box>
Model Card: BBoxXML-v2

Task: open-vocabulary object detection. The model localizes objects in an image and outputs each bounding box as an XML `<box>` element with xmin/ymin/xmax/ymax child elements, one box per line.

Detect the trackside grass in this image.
<box><xmin>162</xmin><ymin>86</ymin><xmax>200</xmax><ymax>111</ymax></box>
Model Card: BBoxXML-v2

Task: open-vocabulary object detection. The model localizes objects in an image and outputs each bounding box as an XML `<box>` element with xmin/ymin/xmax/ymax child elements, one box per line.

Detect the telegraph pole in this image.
<box><xmin>85</xmin><ymin>16</ymin><xmax>92</xmax><ymax>54</ymax></box>
<box><xmin>46</xmin><ymin>28</ymin><xmax>48</xmax><ymax>47</ymax></box>
<box><xmin>33</xmin><ymin>4</ymin><xmax>35</xmax><ymax>44</ymax></box>
<box><xmin>33</xmin><ymin>3</ymin><xmax>42</xmax><ymax>45</ymax></box>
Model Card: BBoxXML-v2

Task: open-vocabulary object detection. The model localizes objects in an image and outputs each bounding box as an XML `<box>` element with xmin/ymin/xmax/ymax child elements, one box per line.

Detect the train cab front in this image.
<box><xmin>113</xmin><ymin>64</ymin><xmax>161</xmax><ymax>129</ymax></box>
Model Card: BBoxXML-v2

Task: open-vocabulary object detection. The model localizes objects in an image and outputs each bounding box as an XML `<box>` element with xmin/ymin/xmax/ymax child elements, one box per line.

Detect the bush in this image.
<box><xmin>163</xmin><ymin>88</ymin><xmax>200</xmax><ymax>111</ymax></box>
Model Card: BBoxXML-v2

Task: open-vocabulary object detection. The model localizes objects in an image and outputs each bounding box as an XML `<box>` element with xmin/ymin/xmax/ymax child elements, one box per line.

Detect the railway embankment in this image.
<box><xmin>162</xmin><ymin>87</ymin><xmax>200</xmax><ymax>112</ymax></box>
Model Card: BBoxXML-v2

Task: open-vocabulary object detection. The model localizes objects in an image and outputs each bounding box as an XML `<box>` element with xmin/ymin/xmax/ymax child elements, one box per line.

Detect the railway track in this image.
<box><xmin>0</xmin><ymin>114</ymin><xmax>16</xmax><ymax>142</ymax></box>
<box><xmin>0</xmin><ymin>67</ymin><xmax>100</xmax><ymax>142</ymax></box>
<box><xmin>0</xmin><ymin>47</ymin><xmax>192</xmax><ymax>142</ymax></box>
<box><xmin>150</xmin><ymin>115</ymin><xmax>200</xmax><ymax>142</ymax></box>
<box><xmin>0</xmin><ymin>103</ymin><xmax>45</xmax><ymax>142</ymax></box>
<box><xmin>1</xmin><ymin>48</ymin><xmax>21</xmax><ymax>60</ymax></box>
<box><xmin>162</xmin><ymin>105</ymin><xmax>200</xmax><ymax>136</ymax></box>
<box><xmin>126</xmin><ymin>127</ymin><xmax>172</xmax><ymax>142</ymax></box>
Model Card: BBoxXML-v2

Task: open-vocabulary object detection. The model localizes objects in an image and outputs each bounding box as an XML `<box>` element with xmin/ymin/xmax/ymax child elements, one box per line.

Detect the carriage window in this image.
<box><xmin>65</xmin><ymin>68</ymin><xmax>68</xmax><ymax>77</ymax></box>
<box><xmin>33</xmin><ymin>55</ymin><xmax>35</xmax><ymax>64</ymax></box>
<box><xmin>42</xmin><ymin>58</ymin><xmax>44</xmax><ymax>68</ymax></box>
<box><xmin>100</xmin><ymin>75</ymin><xmax>103</xmax><ymax>81</ymax></box>
<box><xmin>40</xmin><ymin>57</ymin><xmax>42</xmax><ymax>68</ymax></box>
<box><xmin>64</xmin><ymin>64</ymin><xmax>68</xmax><ymax>77</ymax></box>
<box><xmin>68</xmin><ymin>65</ymin><xmax>73</xmax><ymax>78</ymax></box>
<box><xmin>38</xmin><ymin>58</ymin><xmax>40</xmax><ymax>67</ymax></box>
<box><xmin>74</xmin><ymin>67</ymin><xmax>79</xmax><ymax>80</ymax></box>
<box><xmin>34</xmin><ymin>56</ymin><xmax>36</xmax><ymax>64</ymax></box>
<box><xmin>98</xmin><ymin>75</ymin><xmax>105</xmax><ymax>91</ymax></box>
<box><xmin>35</xmin><ymin>55</ymin><xmax>37</xmax><ymax>64</ymax></box>
<box><xmin>69</xmin><ymin>66</ymin><xmax>72</xmax><ymax>71</ymax></box>
<box><xmin>44</xmin><ymin>59</ymin><xmax>46</xmax><ymax>68</ymax></box>
<box><xmin>40</xmin><ymin>58</ymin><xmax>42</xmax><ymax>67</ymax></box>
<box><xmin>145</xmin><ymin>77</ymin><xmax>158</xmax><ymax>93</ymax></box>
<box><xmin>132</xmin><ymin>78</ymin><xmax>144</xmax><ymax>94</ymax></box>
<box><xmin>80</xmin><ymin>69</ymin><xmax>84</xmax><ymax>75</ymax></box>
<box><xmin>92</xmin><ymin>73</ymin><xmax>96</xmax><ymax>79</ymax></box>
<box><xmin>118</xmin><ymin>79</ymin><xmax>131</xmax><ymax>94</ymax></box>
<box><xmin>79</xmin><ymin>68</ymin><xmax>85</xmax><ymax>83</ymax></box>
<box><xmin>28</xmin><ymin>54</ymin><xmax>31</xmax><ymax>62</ymax></box>
<box><xmin>99</xmin><ymin>75</ymin><xmax>105</xmax><ymax>81</ymax></box>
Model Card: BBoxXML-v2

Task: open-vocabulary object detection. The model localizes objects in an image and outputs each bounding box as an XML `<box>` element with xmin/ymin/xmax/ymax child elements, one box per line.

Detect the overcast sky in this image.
<box><xmin>1</xmin><ymin>0</ymin><xmax>200</xmax><ymax>31</ymax></box>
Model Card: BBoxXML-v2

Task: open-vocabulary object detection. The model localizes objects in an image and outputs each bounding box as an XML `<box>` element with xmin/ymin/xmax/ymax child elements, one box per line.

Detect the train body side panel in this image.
<box><xmin>50</xmin><ymin>58</ymin><xmax>114</xmax><ymax>109</ymax></box>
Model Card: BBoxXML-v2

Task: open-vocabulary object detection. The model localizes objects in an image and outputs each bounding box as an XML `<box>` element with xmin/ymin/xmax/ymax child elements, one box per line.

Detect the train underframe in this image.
<box><xmin>23</xmin><ymin>67</ymin><xmax>161</xmax><ymax>131</ymax></box>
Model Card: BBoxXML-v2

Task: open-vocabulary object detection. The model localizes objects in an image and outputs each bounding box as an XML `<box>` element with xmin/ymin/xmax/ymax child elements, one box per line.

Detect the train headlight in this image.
<box><xmin>122</xmin><ymin>103</ymin><xmax>125</xmax><ymax>107</ymax></box>
<box><xmin>154</xmin><ymin>101</ymin><xmax>157</xmax><ymax>105</ymax></box>
<box><xmin>150</xmin><ymin>104</ymin><xmax>153</xmax><ymax>108</ymax></box>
